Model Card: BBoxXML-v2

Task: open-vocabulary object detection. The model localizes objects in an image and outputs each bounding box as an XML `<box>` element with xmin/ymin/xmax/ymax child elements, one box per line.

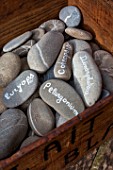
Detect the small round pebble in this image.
<box><xmin>39</xmin><ymin>19</ymin><xmax>65</xmax><ymax>33</ymax></box>
<box><xmin>3</xmin><ymin>31</ymin><xmax>32</xmax><ymax>52</ymax></box>
<box><xmin>0</xmin><ymin>109</ymin><xmax>28</xmax><ymax>159</ymax></box>
<box><xmin>20</xmin><ymin>136</ymin><xmax>40</xmax><ymax>149</ymax></box>
<box><xmin>39</xmin><ymin>79</ymin><xmax>85</xmax><ymax>120</ymax></box>
<box><xmin>32</xmin><ymin>28</ymin><xmax>45</xmax><ymax>41</ymax></box>
<box><xmin>3</xmin><ymin>70</ymin><xmax>38</xmax><ymax>108</ymax></box>
<box><xmin>27</xmin><ymin>31</ymin><xmax>64</xmax><ymax>73</ymax></box>
<box><xmin>0</xmin><ymin>52</ymin><xmax>21</xmax><ymax>87</ymax></box>
<box><xmin>65</xmin><ymin>28</ymin><xmax>93</xmax><ymax>40</ymax></box>
<box><xmin>27</xmin><ymin>98</ymin><xmax>55</xmax><ymax>136</ymax></box>
<box><xmin>59</xmin><ymin>6</ymin><xmax>81</xmax><ymax>27</ymax></box>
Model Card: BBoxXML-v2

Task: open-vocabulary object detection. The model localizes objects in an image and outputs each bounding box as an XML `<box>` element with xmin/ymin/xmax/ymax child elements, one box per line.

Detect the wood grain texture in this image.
<box><xmin>1</xmin><ymin>95</ymin><xmax>113</xmax><ymax>170</ymax></box>
<box><xmin>68</xmin><ymin>0</ymin><xmax>113</xmax><ymax>54</ymax></box>
<box><xmin>0</xmin><ymin>0</ymin><xmax>67</xmax><ymax>49</ymax></box>
<box><xmin>1</xmin><ymin>0</ymin><xmax>113</xmax><ymax>169</ymax></box>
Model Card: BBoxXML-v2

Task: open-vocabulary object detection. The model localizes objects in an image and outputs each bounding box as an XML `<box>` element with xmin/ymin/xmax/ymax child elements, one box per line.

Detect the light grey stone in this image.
<box><xmin>59</xmin><ymin>6</ymin><xmax>81</xmax><ymax>27</ymax></box>
<box><xmin>72</xmin><ymin>51</ymin><xmax>102</xmax><ymax>107</ymax></box>
<box><xmin>3</xmin><ymin>31</ymin><xmax>32</xmax><ymax>52</ymax></box>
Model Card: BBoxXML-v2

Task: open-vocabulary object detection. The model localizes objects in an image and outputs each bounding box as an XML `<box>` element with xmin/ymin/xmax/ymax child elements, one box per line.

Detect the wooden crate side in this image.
<box><xmin>0</xmin><ymin>96</ymin><xmax>113</xmax><ymax>170</ymax></box>
<box><xmin>68</xmin><ymin>0</ymin><xmax>113</xmax><ymax>54</ymax></box>
<box><xmin>0</xmin><ymin>0</ymin><xmax>67</xmax><ymax>49</ymax></box>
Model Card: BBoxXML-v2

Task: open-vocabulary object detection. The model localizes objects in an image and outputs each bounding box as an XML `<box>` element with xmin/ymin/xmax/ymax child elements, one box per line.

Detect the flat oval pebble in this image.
<box><xmin>27</xmin><ymin>31</ymin><xmax>64</xmax><ymax>73</ymax></box>
<box><xmin>0</xmin><ymin>52</ymin><xmax>21</xmax><ymax>87</ymax></box>
<box><xmin>69</xmin><ymin>39</ymin><xmax>92</xmax><ymax>54</ymax></box>
<box><xmin>0</xmin><ymin>109</ymin><xmax>28</xmax><ymax>159</ymax></box>
<box><xmin>13</xmin><ymin>39</ymin><xmax>36</xmax><ymax>57</ymax></box>
<box><xmin>3</xmin><ymin>31</ymin><xmax>32</xmax><ymax>52</ymax></box>
<box><xmin>39</xmin><ymin>79</ymin><xmax>85</xmax><ymax>120</ymax></box>
<box><xmin>59</xmin><ymin>6</ymin><xmax>81</xmax><ymax>27</ymax></box>
<box><xmin>54</xmin><ymin>42</ymin><xmax>73</xmax><ymax>80</ymax></box>
<box><xmin>20</xmin><ymin>136</ymin><xmax>40</xmax><ymax>149</ymax></box>
<box><xmin>65</xmin><ymin>28</ymin><xmax>93</xmax><ymax>40</ymax></box>
<box><xmin>32</xmin><ymin>28</ymin><xmax>45</xmax><ymax>41</ymax></box>
<box><xmin>0</xmin><ymin>88</ymin><xmax>7</xmax><ymax>114</ymax></box>
<box><xmin>27</xmin><ymin>98</ymin><xmax>55</xmax><ymax>136</ymax></box>
<box><xmin>39</xmin><ymin>19</ymin><xmax>65</xmax><ymax>33</ymax></box>
<box><xmin>94</xmin><ymin>50</ymin><xmax>113</xmax><ymax>92</ymax></box>
<box><xmin>72</xmin><ymin>51</ymin><xmax>102</xmax><ymax>107</ymax></box>
<box><xmin>3</xmin><ymin>70</ymin><xmax>38</xmax><ymax>108</ymax></box>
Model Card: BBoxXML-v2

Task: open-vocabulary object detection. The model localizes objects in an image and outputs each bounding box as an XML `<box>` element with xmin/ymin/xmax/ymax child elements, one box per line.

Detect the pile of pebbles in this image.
<box><xmin>0</xmin><ymin>5</ymin><xmax>112</xmax><ymax>160</ymax></box>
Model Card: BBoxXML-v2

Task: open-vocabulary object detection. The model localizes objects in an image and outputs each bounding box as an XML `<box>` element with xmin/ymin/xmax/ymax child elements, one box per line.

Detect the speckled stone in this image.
<box><xmin>13</xmin><ymin>39</ymin><xmax>36</xmax><ymax>57</ymax></box>
<box><xmin>3</xmin><ymin>70</ymin><xmax>38</xmax><ymax>108</ymax></box>
<box><xmin>0</xmin><ymin>88</ymin><xmax>7</xmax><ymax>114</ymax></box>
<box><xmin>0</xmin><ymin>109</ymin><xmax>28</xmax><ymax>159</ymax></box>
<box><xmin>39</xmin><ymin>79</ymin><xmax>85</xmax><ymax>120</ymax></box>
<box><xmin>27</xmin><ymin>31</ymin><xmax>64</xmax><ymax>73</ymax></box>
<box><xmin>20</xmin><ymin>136</ymin><xmax>40</xmax><ymax>149</ymax></box>
<box><xmin>39</xmin><ymin>19</ymin><xmax>65</xmax><ymax>33</ymax></box>
<box><xmin>0</xmin><ymin>52</ymin><xmax>21</xmax><ymax>87</ymax></box>
<box><xmin>32</xmin><ymin>28</ymin><xmax>45</xmax><ymax>41</ymax></box>
<box><xmin>65</xmin><ymin>28</ymin><xmax>93</xmax><ymax>40</ymax></box>
<box><xmin>72</xmin><ymin>51</ymin><xmax>102</xmax><ymax>107</ymax></box>
<box><xmin>27</xmin><ymin>98</ymin><xmax>55</xmax><ymax>136</ymax></box>
<box><xmin>69</xmin><ymin>39</ymin><xmax>92</xmax><ymax>54</ymax></box>
<box><xmin>3</xmin><ymin>31</ymin><xmax>32</xmax><ymax>52</ymax></box>
<box><xmin>54</xmin><ymin>42</ymin><xmax>73</xmax><ymax>80</ymax></box>
<box><xmin>59</xmin><ymin>6</ymin><xmax>81</xmax><ymax>27</ymax></box>
<box><xmin>94</xmin><ymin>50</ymin><xmax>113</xmax><ymax>93</ymax></box>
<box><xmin>56</xmin><ymin>113</ymin><xmax>67</xmax><ymax>127</ymax></box>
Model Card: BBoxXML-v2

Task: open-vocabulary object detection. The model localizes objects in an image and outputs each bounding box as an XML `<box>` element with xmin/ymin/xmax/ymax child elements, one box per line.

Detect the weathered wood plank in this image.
<box><xmin>0</xmin><ymin>0</ymin><xmax>67</xmax><ymax>49</ymax></box>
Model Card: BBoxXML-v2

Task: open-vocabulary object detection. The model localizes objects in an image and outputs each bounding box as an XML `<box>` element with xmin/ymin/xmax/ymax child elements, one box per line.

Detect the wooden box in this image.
<box><xmin>0</xmin><ymin>0</ymin><xmax>113</xmax><ymax>169</ymax></box>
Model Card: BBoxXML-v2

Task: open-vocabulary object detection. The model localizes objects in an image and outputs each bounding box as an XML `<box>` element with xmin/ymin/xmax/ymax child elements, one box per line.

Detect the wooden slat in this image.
<box><xmin>68</xmin><ymin>0</ymin><xmax>113</xmax><ymax>54</ymax></box>
<box><xmin>0</xmin><ymin>0</ymin><xmax>67</xmax><ymax>49</ymax></box>
<box><xmin>1</xmin><ymin>95</ymin><xmax>113</xmax><ymax>170</ymax></box>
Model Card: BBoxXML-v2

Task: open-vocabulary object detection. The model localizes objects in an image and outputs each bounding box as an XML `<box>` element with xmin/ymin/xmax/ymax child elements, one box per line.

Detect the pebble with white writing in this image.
<box><xmin>2</xmin><ymin>70</ymin><xmax>38</xmax><ymax>108</ymax></box>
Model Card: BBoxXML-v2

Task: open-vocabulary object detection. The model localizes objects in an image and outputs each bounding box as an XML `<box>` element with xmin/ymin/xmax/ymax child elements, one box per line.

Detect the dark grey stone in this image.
<box><xmin>3</xmin><ymin>70</ymin><xmax>38</xmax><ymax>108</ymax></box>
<box><xmin>0</xmin><ymin>109</ymin><xmax>28</xmax><ymax>159</ymax></box>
